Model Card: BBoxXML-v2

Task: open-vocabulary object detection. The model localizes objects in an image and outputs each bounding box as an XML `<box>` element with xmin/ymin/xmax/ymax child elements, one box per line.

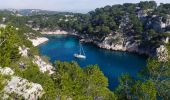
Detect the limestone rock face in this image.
<box><xmin>156</xmin><ymin>45</ymin><xmax>169</xmax><ymax>62</ymax></box>
<box><xmin>0</xmin><ymin>67</ymin><xmax>14</xmax><ymax>75</ymax></box>
<box><xmin>97</xmin><ymin>33</ymin><xmax>140</xmax><ymax>53</ymax></box>
<box><xmin>166</xmin><ymin>15</ymin><xmax>170</xmax><ymax>26</ymax></box>
<box><xmin>4</xmin><ymin>76</ymin><xmax>44</xmax><ymax>100</ymax></box>
<box><xmin>165</xmin><ymin>37</ymin><xmax>169</xmax><ymax>44</ymax></box>
<box><xmin>29</xmin><ymin>37</ymin><xmax>49</xmax><ymax>46</ymax></box>
<box><xmin>0</xmin><ymin>24</ymin><xmax>6</xmax><ymax>28</ymax></box>
<box><xmin>41</xmin><ymin>30</ymin><xmax>68</xmax><ymax>35</ymax></box>
<box><xmin>33</xmin><ymin>56</ymin><xmax>55</xmax><ymax>74</ymax></box>
<box><xmin>98</xmin><ymin>33</ymin><xmax>126</xmax><ymax>50</ymax></box>
<box><xmin>19</xmin><ymin>46</ymin><xmax>29</xmax><ymax>57</ymax></box>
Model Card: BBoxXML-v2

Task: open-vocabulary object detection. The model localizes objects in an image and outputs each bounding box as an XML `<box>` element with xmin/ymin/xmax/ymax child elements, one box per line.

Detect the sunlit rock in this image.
<box><xmin>4</xmin><ymin>76</ymin><xmax>44</xmax><ymax>100</ymax></box>
<box><xmin>19</xmin><ymin>46</ymin><xmax>29</xmax><ymax>57</ymax></box>
<box><xmin>156</xmin><ymin>45</ymin><xmax>169</xmax><ymax>62</ymax></box>
<box><xmin>33</xmin><ymin>56</ymin><xmax>55</xmax><ymax>74</ymax></box>
<box><xmin>29</xmin><ymin>37</ymin><xmax>48</xmax><ymax>46</ymax></box>
<box><xmin>0</xmin><ymin>67</ymin><xmax>14</xmax><ymax>75</ymax></box>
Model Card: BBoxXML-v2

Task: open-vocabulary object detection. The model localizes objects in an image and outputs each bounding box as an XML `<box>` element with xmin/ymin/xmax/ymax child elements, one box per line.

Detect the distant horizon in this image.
<box><xmin>0</xmin><ymin>8</ymin><xmax>91</xmax><ymax>14</ymax></box>
<box><xmin>0</xmin><ymin>0</ymin><xmax>169</xmax><ymax>13</ymax></box>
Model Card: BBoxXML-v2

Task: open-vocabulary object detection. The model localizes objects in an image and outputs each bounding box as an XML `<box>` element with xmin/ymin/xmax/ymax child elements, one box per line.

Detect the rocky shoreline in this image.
<box><xmin>75</xmin><ymin>33</ymin><xmax>151</xmax><ymax>56</ymax></box>
<box><xmin>37</xmin><ymin>30</ymin><xmax>168</xmax><ymax>61</ymax></box>
<box><xmin>28</xmin><ymin>37</ymin><xmax>49</xmax><ymax>46</ymax></box>
<box><xmin>39</xmin><ymin>31</ymin><xmax>152</xmax><ymax>56</ymax></box>
<box><xmin>79</xmin><ymin>34</ymin><xmax>169</xmax><ymax>61</ymax></box>
<box><xmin>80</xmin><ymin>37</ymin><xmax>152</xmax><ymax>56</ymax></box>
<box><xmin>76</xmin><ymin>33</ymin><xmax>170</xmax><ymax>62</ymax></box>
<box><xmin>41</xmin><ymin>30</ymin><xmax>69</xmax><ymax>35</ymax></box>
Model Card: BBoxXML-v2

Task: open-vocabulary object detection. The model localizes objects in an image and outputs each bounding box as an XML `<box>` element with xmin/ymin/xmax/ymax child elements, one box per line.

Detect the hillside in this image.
<box><xmin>0</xmin><ymin>25</ymin><xmax>117</xmax><ymax>100</ymax></box>
<box><xmin>0</xmin><ymin>9</ymin><xmax>74</xmax><ymax>16</ymax></box>
<box><xmin>0</xmin><ymin>1</ymin><xmax>170</xmax><ymax>100</ymax></box>
<box><xmin>22</xmin><ymin>1</ymin><xmax>170</xmax><ymax>57</ymax></box>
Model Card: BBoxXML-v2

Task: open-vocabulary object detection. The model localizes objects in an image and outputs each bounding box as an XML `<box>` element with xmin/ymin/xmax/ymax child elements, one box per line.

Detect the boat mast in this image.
<box><xmin>79</xmin><ymin>42</ymin><xmax>81</xmax><ymax>55</ymax></box>
<box><xmin>81</xmin><ymin>43</ymin><xmax>85</xmax><ymax>56</ymax></box>
<box><xmin>78</xmin><ymin>42</ymin><xmax>85</xmax><ymax>56</ymax></box>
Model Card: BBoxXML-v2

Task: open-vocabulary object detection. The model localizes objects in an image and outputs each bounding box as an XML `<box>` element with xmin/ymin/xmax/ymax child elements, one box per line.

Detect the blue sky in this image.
<box><xmin>0</xmin><ymin>0</ymin><xmax>169</xmax><ymax>13</ymax></box>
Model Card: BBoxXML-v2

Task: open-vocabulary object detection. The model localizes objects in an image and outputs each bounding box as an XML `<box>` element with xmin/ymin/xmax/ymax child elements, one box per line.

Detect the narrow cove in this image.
<box><xmin>39</xmin><ymin>35</ymin><xmax>147</xmax><ymax>90</ymax></box>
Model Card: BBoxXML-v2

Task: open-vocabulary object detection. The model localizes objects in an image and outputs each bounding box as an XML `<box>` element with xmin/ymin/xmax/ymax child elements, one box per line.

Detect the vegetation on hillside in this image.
<box><xmin>0</xmin><ymin>26</ymin><xmax>117</xmax><ymax>99</ymax></box>
<box><xmin>0</xmin><ymin>1</ymin><xmax>170</xmax><ymax>99</ymax></box>
<box><xmin>0</xmin><ymin>24</ymin><xmax>169</xmax><ymax>99</ymax></box>
<box><xmin>14</xmin><ymin>1</ymin><xmax>169</xmax><ymax>51</ymax></box>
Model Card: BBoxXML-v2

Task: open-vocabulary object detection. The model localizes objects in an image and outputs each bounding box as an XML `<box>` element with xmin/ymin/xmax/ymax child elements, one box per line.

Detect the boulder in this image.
<box><xmin>156</xmin><ymin>45</ymin><xmax>169</xmax><ymax>62</ymax></box>
<box><xmin>19</xmin><ymin>46</ymin><xmax>29</xmax><ymax>57</ymax></box>
<box><xmin>0</xmin><ymin>67</ymin><xmax>14</xmax><ymax>75</ymax></box>
<box><xmin>4</xmin><ymin>76</ymin><xmax>44</xmax><ymax>100</ymax></box>
<box><xmin>33</xmin><ymin>56</ymin><xmax>55</xmax><ymax>74</ymax></box>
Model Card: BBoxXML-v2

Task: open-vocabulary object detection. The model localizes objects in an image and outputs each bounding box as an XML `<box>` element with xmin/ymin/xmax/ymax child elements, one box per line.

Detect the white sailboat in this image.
<box><xmin>74</xmin><ymin>42</ymin><xmax>86</xmax><ymax>59</ymax></box>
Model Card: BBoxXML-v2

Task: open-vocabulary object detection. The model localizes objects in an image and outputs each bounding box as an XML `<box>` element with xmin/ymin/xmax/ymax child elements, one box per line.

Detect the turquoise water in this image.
<box><xmin>39</xmin><ymin>35</ymin><xmax>147</xmax><ymax>90</ymax></box>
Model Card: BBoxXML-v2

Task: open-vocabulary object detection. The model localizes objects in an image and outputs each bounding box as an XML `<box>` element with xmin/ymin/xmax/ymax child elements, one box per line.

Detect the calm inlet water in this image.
<box><xmin>39</xmin><ymin>35</ymin><xmax>147</xmax><ymax>90</ymax></box>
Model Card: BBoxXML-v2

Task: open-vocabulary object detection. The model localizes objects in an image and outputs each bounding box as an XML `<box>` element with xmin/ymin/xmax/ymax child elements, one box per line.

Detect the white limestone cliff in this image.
<box><xmin>156</xmin><ymin>45</ymin><xmax>169</xmax><ymax>62</ymax></box>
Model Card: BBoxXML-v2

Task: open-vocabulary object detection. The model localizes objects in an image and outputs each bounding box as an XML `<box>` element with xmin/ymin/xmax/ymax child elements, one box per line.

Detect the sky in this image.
<box><xmin>0</xmin><ymin>0</ymin><xmax>169</xmax><ymax>13</ymax></box>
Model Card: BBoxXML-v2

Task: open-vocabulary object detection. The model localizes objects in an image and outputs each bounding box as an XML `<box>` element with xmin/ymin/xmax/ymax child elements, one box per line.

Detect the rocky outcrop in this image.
<box><xmin>0</xmin><ymin>24</ymin><xmax>6</xmax><ymax>28</ymax></box>
<box><xmin>4</xmin><ymin>76</ymin><xmax>44</xmax><ymax>100</ymax></box>
<box><xmin>33</xmin><ymin>56</ymin><xmax>55</xmax><ymax>75</ymax></box>
<box><xmin>0</xmin><ymin>67</ymin><xmax>14</xmax><ymax>75</ymax></box>
<box><xmin>29</xmin><ymin>37</ymin><xmax>48</xmax><ymax>46</ymax></box>
<box><xmin>41</xmin><ymin>30</ymin><xmax>68</xmax><ymax>35</ymax></box>
<box><xmin>78</xmin><ymin>32</ymin><xmax>152</xmax><ymax>56</ymax></box>
<box><xmin>156</xmin><ymin>45</ymin><xmax>169</xmax><ymax>62</ymax></box>
<box><xmin>97</xmin><ymin>34</ymin><xmax>127</xmax><ymax>51</ymax></box>
<box><xmin>96</xmin><ymin>36</ymin><xmax>150</xmax><ymax>55</ymax></box>
<box><xmin>19</xmin><ymin>46</ymin><xmax>29</xmax><ymax>57</ymax></box>
<box><xmin>0</xmin><ymin>67</ymin><xmax>44</xmax><ymax>100</ymax></box>
<box><xmin>74</xmin><ymin>12</ymin><xmax>170</xmax><ymax>57</ymax></box>
<box><xmin>165</xmin><ymin>15</ymin><xmax>170</xmax><ymax>27</ymax></box>
<box><xmin>162</xmin><ymin>37</ymin><xmax>169</xmax><ymax>44</ymax></box>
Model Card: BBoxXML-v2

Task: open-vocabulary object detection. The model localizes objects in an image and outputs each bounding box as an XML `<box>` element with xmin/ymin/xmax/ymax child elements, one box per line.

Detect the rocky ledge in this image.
<box><xmin>0</xmin><ymin>67</ymin><xmax>44</xmax><ymax>100</ymax></box>
<box><xmin>39</xmin><ymin>31</ymin><xmax>169</xmax><ymax>61</ymax></box>
<box><xmin>79</xmin><ymin>33</ymin><xmax>169</xmax><ymax>62</ymax></box>
<box><xmin>33</xmin><ymin>56</ymin><xmax>55</xmax><ymax>75</ymax></box>
<box><xmin>28</xmin><ymin>37</ymin><xmax>49</xmax><ymax>46</ymax></box>
<box><xmin>4</xmin><ymin>76</ymin><xmax>44</xmax><ymax>99</ymax></box>
<box><xmin>156</xmin><ymin>45</ymin><xmax>169</xmax><ymax>62</ymax></box>
<box><xmin>79</xmin><ymin>33</ymin><xmax>153</xmax><ymax>56</ymax></box>
<box><xmin>41</xmin><ymin>30</ymin><xmax>68</xmax><ymax>35</ymax></box>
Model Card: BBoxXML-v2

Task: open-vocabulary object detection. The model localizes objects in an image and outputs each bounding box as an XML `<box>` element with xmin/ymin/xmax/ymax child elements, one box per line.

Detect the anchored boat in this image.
<box><xmin>74</xmin><ymin>42</ymin><xmax>86</xmax><ymax>59</ymax></box>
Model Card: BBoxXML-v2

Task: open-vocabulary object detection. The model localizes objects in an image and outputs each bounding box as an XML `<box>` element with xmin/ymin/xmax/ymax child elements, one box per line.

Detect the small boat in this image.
<box><xmin>74</xmin><ymin>42</ymin><xmax>86</xmax><ymax>59</ymax></box>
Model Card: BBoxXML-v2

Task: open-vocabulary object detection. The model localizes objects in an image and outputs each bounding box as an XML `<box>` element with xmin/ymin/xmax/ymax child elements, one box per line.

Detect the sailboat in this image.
<box><xmin>74</xmin><ymin>42</ymin><xmax>86</xmax><ymax>59</ymax></box>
